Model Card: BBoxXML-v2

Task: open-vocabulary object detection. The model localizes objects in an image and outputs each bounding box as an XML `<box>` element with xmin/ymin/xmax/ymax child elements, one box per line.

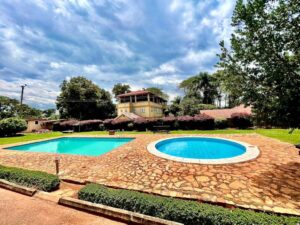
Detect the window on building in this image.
<box><xmin>140</xmin><ymin>108</ymin><xmax>145</xmax><ymax>113</ymax></box>
<box><xmin>35</xmin><ymin>121</ymin><xmax>39</xmax><ymax>125</ymax></box>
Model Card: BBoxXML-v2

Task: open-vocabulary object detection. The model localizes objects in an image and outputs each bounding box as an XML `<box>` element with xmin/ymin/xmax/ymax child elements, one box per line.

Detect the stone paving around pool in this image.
<box><xmin>0</xmin><ymin>134</ymin><xmax>299</xmax><ymax>215</ymax></box>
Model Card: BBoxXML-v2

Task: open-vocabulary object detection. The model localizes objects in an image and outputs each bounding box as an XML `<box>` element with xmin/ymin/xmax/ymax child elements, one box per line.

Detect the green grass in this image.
<box><xmin>0</xmin><ymin>132</ymin><xmax>66</xmax><ymax>145</ymax></box>
<box><xmin>255</xmin><ymin>129</ymin><xmax>300</xmax><ymax>144</ymax></box>
<box><xmin>0</xmin><ymin>129</ymin><xmax>299</xmax><ymax>145</ymax></box>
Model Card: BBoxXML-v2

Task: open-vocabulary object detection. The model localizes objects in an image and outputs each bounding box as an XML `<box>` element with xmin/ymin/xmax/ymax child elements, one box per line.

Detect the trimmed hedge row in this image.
<box><xmin>231</xmin><ymin>113</ymin><xmax>252</xmax><ymax>129</ymax></box>
<box><xmin>0</xmin><ymin>165</ymin><xmax>60</xmax><ymax>192</ymax></box>
<box><xmin>104</xmin><ymin>115</ymin><xmax>216</xmax><ymax>131</ymax></box>
<box><xmin>79</xmin><ymin>184</ymin><xmax>299</xmax><ymax>225</ymax></box>
<box><xmin>53</xmin><ymin>119</ymin><xmax>103</xmax><ymax>132</ymax></box>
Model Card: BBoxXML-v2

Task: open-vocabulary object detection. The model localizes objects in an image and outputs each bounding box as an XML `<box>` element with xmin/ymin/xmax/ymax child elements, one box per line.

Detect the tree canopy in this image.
<box><xmin>56</xmin><ymin>76</ymin><xmax>115</xmax><ymax>120</ymax></box>
<box><xmin>179</xmin><ymin>72</ymin><xmax>218</xmax><ymax>105</ymax></box>
<box><xmin>217</xmin><ymin>0</ymin><xmax>300</xmax><ymax>128</ymax></box>
<box><xmin>146</xmin><ymin>87</ymin><xmax>169</xmax><ymax>100</ymax></box>
<box><xmin>112</xmin><ymin>83</ymin><xmax>131</xmax><ymax>99</ymax></box>
<box><xmin>0</xmin><ymin>96</ymin><xmax>42</xmax><ymax>119</ymax></box>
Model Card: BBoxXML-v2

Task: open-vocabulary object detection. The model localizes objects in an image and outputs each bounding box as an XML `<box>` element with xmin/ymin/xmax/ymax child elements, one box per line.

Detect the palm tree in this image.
<box><xmin>179</xmin><ymin>72</ymin><xmax>218</xmax><ymax>105</ymax></box>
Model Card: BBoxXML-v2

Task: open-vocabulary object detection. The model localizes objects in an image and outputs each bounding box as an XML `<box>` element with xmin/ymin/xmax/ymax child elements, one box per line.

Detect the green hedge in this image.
<box><xmin>79</xmin><ymin>184</ymin><xmax>299</xmax><ymax>225</ymax></box>
<box><xmin>0</xmin><ymin>117</ymin><xmax>27</xmax><ymax>136</ymax></box>
<box><xmin>0</xmin><ymin>165</ymin><xmax>60</xmax><ymax>192</ymax></box>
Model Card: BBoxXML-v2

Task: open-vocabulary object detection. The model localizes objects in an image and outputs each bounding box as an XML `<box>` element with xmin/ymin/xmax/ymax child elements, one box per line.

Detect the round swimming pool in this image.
<box><xmin>147</xmin><ymin>137</ymin><xmax>260</xmax><ymax>164</ymax></box>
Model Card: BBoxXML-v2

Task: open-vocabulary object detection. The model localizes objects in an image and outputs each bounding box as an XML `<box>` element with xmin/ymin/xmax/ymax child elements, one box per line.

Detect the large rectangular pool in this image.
<box><xmin>6</xmin><ymin>137</ymin><xmax>134</xmax><ymax>156</ymax></box>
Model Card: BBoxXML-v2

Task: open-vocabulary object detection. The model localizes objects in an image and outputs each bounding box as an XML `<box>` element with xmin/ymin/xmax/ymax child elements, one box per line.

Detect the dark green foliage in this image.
<box><xmin>194</xmin><ymin>114</ymin><xmax>215</xmax><ymax>130</ymax></box>
<box><xmin>179</xmin><ymin>72</ymin><xmax>219</xmax><ymax>105</ymax></box>
<box><xmin>56</xmin><ymin>76</ymin><xmax>115</xmax><ymax>120</ymax></box>
<box><xmin>0</xmin><ymin>96</ymin><xmax>42</xmax><ymax>119</ymax></box>
<box><xmin>168</xmin><ymin>96</ymin><xmax>181</xmax><ymax>116</ymax></box>
<box><xmin>146</xmin><ymin>87</ymin><xmax>169</xmax><ymax>100</ymax></box>
<box><xmin>218</xmin><ymin>0</ymin><xmax>300</xmax><ymax>128</ymax></box>
<box><xmin>179</xmin><ymin>97</ymin><xmax>217</xmax><ymax>116</ymax></box>
<box><xmin>79</xmin><ymin>184</ymin><xmax>299</xmax><ymax>225</ymax></box>
<box><xmin>231</xmin><ymin>113</ymin><xmax>252</xmax><ymax>129</ymax></box>
<box><xmin>112</xmin><ymin>83</ymin><xmax>131</xmax><ymax>99</ymax></box>
<box><xmin>0</xmin><ymin>117</ymin><xmax>27</xmax><ymax>136</ymax></box>
<box><xmin>215</xmin><ymin>119</ymin><xmax>229</xmax><ymax>129</ymax></box>
<box><xmin>0</xmin><ymin>165</ymin><xmax>60</xmax><ymax>192</ymax></box>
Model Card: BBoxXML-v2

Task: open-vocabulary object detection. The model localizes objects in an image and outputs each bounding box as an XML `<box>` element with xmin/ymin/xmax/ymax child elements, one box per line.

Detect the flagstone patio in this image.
<box><xmin>0</xmin><ymin>134</ymin><xmax>299</xmax><ymax>215</ymax></box>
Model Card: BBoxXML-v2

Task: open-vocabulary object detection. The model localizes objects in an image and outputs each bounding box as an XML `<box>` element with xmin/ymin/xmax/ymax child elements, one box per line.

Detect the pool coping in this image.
<box><xmin>147</xmin><ymin>136</ymin><xmax>260</xmax><ymax>164</ymax></box>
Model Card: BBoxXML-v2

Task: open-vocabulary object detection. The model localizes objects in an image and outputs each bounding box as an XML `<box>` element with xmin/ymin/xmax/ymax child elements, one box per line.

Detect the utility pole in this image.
<box><xmin>20</xmin><ymin>84</ymin><xmax>27</xmax><ymax>105</ymax></box>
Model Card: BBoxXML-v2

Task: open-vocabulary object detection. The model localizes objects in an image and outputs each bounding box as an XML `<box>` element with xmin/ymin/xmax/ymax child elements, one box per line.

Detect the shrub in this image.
<box><xmin>73</xmin><ymin>120</ymin><xmax>103</xmax><ymax>132</ymax></box>
<box><xmin>133</xmin><ymin>118</ymin><xmax>148</xmax><ymax>131</ymax></box>
<box><xmin>215</xmin><ymin>118</ymin><xmax>229</xmax><ymax>129</ymax></box>
<box><xmin>0</xmin><ymin>117</ymin><xmax>27</xmax><ymax>136</ymax></box>
<box><xmin>177</xmin><ymin>115</ymin><xmax>194</xmax><ymax>130</ymax></box>
<box><xmin>231</xmin><ymin>113</ymin><xmax>252</xmax><ymax>129</ymax></box>
<box><xmin>161</xmin><ymin>116</ymin><xmax>178</xmax><ymax>129</ymax></box>
<box><xmin>193</xmin><ymin>114</ymin><xmax>214</xmax><ymax>130</ymax></box>
<box><xmin>111</xmin><ymin>118</ymin><xmax>132</xmax><ymax>130</ymax></box>
<box><xmin>0</xmin><ymin>165</ymin><xmax>60</xmax><ymax>192</ymax></box>
<box><xmin>103</xmin><ymin>119</ymin><xmax>114</xmax><ymax>130</ymax></box>
<box><xmin>197</xmin><ymin>104</ymin><xmax>217</xmax><ymax>110</ymax></box>
<box><xmin>53</xmin><ymin>119</ymin><xmax>78</xmax><ymax>131</ymax></box>
<box><xmin>79</xmin><ymin>184</ymin><xmax>299</xmax><ymax>225</ymax></box>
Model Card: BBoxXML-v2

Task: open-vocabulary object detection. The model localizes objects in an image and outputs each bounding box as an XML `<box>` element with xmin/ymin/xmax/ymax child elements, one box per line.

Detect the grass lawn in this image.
<box><xmin>0</xmin><ymin>129</ymin><xmax>299</xmax><ymax>145</ymax></box>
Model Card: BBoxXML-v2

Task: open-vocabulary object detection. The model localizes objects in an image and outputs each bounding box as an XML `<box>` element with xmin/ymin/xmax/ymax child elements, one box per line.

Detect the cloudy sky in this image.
<box><xmin>0</xmin><ymin>0</ymin><xmax>235</xmax><ymax>109</ymax></box>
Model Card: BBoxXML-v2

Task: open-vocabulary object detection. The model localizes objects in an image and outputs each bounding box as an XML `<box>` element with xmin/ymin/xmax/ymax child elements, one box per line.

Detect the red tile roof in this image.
<box><xmin>115</xmin><ymin>112</ymin><xmax>142</xmax><ymax>120</ymax></box>
<box><xmin>117</xmin><ymin>90</ymin><xmax>167</xmax><ymax>101</ymax></box>
<box><xmin>200</xmin><ymin>105</ymin><xmax>252</xmax><ymax>119</ymax></box>
<box><xmin>117</xmin><ymin>90</ymin><xmax>150</xmax><ymax>97</ymax></box>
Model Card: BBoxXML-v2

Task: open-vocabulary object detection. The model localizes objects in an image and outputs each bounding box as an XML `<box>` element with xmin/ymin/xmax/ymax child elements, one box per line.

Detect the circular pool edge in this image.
<box><xmin>147</xmin><ymin>136</ymin><xmax>260</xmax><ymax>165</ymax></box>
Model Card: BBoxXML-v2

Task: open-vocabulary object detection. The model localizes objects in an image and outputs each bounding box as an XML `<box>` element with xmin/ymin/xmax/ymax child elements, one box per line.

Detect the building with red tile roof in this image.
<box><xmin>200</xmin><ymin>105</ymin><xmax>252</xmax><ymax>119</ymax></box>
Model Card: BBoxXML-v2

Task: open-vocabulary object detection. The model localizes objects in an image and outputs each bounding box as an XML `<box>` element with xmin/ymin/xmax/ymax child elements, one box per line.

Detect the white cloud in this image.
<box><xmin>0</xmin><ymin>0</ymin><xmax>235</xmax><ymax>108</ymax></box>
<box><xmin>0</xmin><ymin>78</ymin><xmax>59</xmax><ymax>108</ymax></box>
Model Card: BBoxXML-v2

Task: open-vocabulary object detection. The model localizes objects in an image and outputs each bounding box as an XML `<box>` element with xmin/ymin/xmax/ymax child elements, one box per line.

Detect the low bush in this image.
<box><xmin>0</xmin><ymin>117</ymin><xmax>27</xmax><ymax>136</ymax></box>
<box><xmin>53</xmin><ymin>119</ymin><xmax>103</xmax><ymax>132</ymax></box>
<box><xmin>79</xmin><ymin>184</ymin><xmax>299</xmax><ymax>225</ymax></box>
<box><xmin>231</xmin><ymin>113</ymin><xmax>252</xmax><ymax>129</ymax></box>
<box><xmin>133</xmin><ymin>118</ymin><xmax>149</xmax><ymax>131</ymax></box>
<box><xmin>197</xmin><ymin>104</ymin><xmax>217</xmax><ymax>110</ymax></box>
<box><xmin>161</xmin><ymin>116</ymin><xmax>178</xmax><ymax>129</ymax></box>
<box><xmin>215</xmin><ymin>118</ymin><xmax>229</xmax><ymax>129</ymax></box>
<box><xmin>0</xmin><ymin>165</ymin><xmax>60</xmax><ymax>192</ymax></box>
<box><xmin>177</xmin><ymin>115</ymin><xmax>194</xmax><ymax>130</ymax></box>
<box><xmin>194</xmin><ymin>114</ymin><xmax>214</xmax><ymax>130</ymax></box>
<box><xmin>53</xmin><ymin>119</ymin><xmax>78</xmax><ymax>131</ymax></box>
<box><xmin>111</xmin><ymin>118</ymin><xmax>132</xmax><ymax>130</ymax></box>
<box><xmin>103</xmin><ymin>119</ymin><xmax>114</xmax><ymax>130</ymax></box>
<box><xmin>73</xmin><ymin>120</ymin><xmax>103</xmax><ymax>132</ymax></box>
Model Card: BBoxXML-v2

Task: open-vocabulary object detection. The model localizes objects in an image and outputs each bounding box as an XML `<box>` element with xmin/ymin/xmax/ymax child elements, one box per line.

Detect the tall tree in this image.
<box><xmin>112</xmin><ymin>83</ymin><xmax>131</xmax><ymax>99</ymax></box>
<box><xmin>168</xmin><ymin>96</ymin><xmax>181</xmax><ymax>116</ymax></box>
<box><xmin>146</xmin><ymin>87</ymin><xmax>169</xmax><ymax>100</ymax></box>
<box><xmin>218</xmin><ymin>0</ymin><xmax>300</xmax><ymax>127</ymax></box>
<box><xmin>0</xmin><ymin>96</ymin><xmax>42</xmax><ymax>119</ymax></box>
<box><xmin>179</xmin><ymin>72</ymin><xmax>218</xmax><ymax>105</ymax></box>
<box><xmin>56</xmin><ymin>76</ymin><xmax>115</xmax><ymax>120</ymax></box>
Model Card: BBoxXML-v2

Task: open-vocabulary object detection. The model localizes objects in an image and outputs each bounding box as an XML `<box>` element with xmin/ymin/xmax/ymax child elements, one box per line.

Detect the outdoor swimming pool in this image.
<box><xmin>147</xmin><ymin>136</ymin><xmax>260</xmax><ymax>164</ymax></box>
<box><xmin>6</xmin><ymin>137</ymin><xmax>134</xmax><ymax>156</ymax></box>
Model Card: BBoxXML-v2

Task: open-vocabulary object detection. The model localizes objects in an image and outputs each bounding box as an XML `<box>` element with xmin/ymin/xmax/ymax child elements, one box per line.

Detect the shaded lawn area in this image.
<box><xmin>0</xmin><ymin>129</ymin><xmax>299</xmax><ymax>145</ymax></box>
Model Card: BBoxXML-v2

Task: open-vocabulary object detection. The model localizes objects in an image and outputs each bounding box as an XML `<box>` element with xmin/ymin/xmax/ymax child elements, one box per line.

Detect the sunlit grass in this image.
<box><xmin>0</xmin><ymin>129</ymin><xmax>299</xmax><ymax>145</ymax></box>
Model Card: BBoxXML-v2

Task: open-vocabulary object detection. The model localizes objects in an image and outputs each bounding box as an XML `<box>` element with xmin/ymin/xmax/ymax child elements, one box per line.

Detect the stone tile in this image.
<box><xmin>0</xmin><ymin>133</ymin><xmax>299</xmax><ymax>215</ymax></box>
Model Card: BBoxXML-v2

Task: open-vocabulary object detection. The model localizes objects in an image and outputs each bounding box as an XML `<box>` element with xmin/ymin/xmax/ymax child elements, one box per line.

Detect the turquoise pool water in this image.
<box><xmin>155</xmin><ymin>137</ymin><xmax>246</xmax><ymax>159</ymax></box>
<box><xmin>6</xmin><ymin>137</ymin><xmax>134</xmax><ymax>156</ymax></box>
